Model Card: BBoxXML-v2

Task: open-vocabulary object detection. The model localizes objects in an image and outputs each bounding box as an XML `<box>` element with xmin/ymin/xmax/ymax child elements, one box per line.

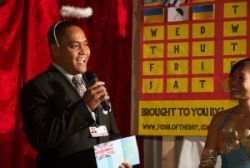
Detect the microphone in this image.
<box><xmin>83</xmin><ymin>71</ymin><xmax>110</xmax><ymax>111</ymax></box>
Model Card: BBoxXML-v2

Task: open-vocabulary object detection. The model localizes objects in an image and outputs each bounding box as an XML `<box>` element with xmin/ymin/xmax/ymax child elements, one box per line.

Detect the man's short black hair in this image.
<box><xmin>47</xmin><ymin>20</ymin><xmax>78</xmax><ymax>46</ymax></box>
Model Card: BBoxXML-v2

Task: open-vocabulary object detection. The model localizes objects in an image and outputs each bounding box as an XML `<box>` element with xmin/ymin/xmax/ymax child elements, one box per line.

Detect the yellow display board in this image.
<box><xmin>137</xmin><ymin>0</ymin><xmax>249</xmax><ymax>136</ymax></box>
<box><xmin>139</xmin><ymin>100</ymin><xmax>238</xmax><ymax>135</ymax></box>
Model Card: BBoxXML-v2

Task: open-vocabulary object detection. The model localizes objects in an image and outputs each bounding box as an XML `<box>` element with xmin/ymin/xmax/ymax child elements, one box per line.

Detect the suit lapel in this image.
<box><xmin>46</xmin><ymin>65</ymin><xmax>108</xmax><ymax>125</ymax></box>
<box><xmin>46</xmin><ymin>65</ymin><xmax>82</xmax><ymax>103</ymax></box>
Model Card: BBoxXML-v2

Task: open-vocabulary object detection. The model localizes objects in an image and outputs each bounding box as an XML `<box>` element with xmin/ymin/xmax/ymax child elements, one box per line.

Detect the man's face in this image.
<box><xmin>53</xmin><ymin>26</ymin><xmax>90</xmax><ymax>75</ymax></box>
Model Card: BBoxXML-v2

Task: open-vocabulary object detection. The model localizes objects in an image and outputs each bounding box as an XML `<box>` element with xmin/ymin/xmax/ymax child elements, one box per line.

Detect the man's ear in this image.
<box><xmin>49</xmin><ymin>44</ymin><xmax>59</xmax><ymax>57</ymax></box>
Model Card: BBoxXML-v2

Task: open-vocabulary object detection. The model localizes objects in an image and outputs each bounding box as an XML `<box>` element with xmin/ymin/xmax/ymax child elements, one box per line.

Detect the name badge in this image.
<box><xmin>89</xmin><ymin>125</ymin><xmax>109</xmax><ymax>137</ymax></box>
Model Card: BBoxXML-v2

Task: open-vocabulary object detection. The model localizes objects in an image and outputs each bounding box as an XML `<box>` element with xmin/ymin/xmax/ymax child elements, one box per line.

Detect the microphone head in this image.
<box><xmin>84</xmin><ymin>71</ymin><xmax>98</xmax><ymax>85</ymax></box>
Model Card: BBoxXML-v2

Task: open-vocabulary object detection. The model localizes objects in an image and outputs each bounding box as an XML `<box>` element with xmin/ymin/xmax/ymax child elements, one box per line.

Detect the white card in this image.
<box><xmin>89</xmin><ymin>125</ymin><xmax>109</xmax><ymax>137</ymax></box>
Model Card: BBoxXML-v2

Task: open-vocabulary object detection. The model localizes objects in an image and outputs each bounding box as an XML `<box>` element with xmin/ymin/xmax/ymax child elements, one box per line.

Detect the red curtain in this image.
<box><xmin>0</xmin><ymin>0</ymin><xmax>139</xmax><ymax>167</ymax></box>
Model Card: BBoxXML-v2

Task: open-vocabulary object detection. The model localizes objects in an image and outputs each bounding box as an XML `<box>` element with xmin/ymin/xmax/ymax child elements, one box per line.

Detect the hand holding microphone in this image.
<box><xmin>82</xmin><ymin>71</ymin><xmax>110</xmax><ymax>111</ymax></box>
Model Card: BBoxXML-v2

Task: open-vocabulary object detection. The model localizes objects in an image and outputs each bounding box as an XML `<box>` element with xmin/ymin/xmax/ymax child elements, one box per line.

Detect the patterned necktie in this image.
<box><xmin>72</xmin><ymin>75</ymin><xmax>86</xmax><ymax>97</ymax></box>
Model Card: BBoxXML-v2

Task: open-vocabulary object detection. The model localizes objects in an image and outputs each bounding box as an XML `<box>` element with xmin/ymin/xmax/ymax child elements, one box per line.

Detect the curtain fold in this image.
<box><xmin>0</xmin><ymin>0</ymin><xmax>134</xmax><ymax>167</ymax></box>
<box><xmin>0</xmin><ymin>1</ymin><xmax>25</xmax><ymax>168</ymax></box>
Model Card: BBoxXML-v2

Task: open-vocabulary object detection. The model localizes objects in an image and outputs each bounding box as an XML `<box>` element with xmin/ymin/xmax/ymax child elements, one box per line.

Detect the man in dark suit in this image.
<box><xmin>20</xmin><ymin>21</ymin><xmax>131</xmax><ymax>168</ymax></box>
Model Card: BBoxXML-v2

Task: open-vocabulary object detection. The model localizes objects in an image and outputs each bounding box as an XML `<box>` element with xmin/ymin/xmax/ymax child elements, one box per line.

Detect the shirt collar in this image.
<box><xmin>52</xmin><ymin>63</ymin><xmax>82</xmax><ymax>84</ymax></box>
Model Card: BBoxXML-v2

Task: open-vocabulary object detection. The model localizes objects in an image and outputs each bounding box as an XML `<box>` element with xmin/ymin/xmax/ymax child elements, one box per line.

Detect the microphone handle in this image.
<box><xmin>100</xmin><ymin>101</ymin><xmax>110</xmax><ymax>111</ymax></box>
<box><xmin>83</xmin><ymin>73</ymin><xmax>110</xmax><ymax>111</ymax></box>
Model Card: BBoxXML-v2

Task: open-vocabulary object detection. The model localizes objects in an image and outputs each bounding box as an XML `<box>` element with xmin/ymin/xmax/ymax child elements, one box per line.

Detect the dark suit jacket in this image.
<box><xmin>20</xmin><ymin>65</ymin><xmax>120</xmax><ymax>168</ymax></box>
